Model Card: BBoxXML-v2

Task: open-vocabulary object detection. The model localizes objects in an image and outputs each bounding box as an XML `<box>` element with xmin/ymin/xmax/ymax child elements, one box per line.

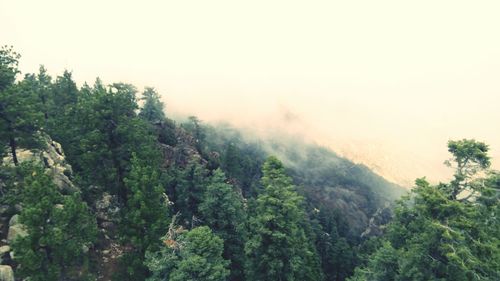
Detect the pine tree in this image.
<box><xmin>0</xmin><ymin>46</ymin><xmax>43</xmax><ymax>164</ymax></box>
<box><xmin>313</xmin><ymin>207</ymin><xmax>357</xmax><ymax>281</ymax></box>
<box><xmin>65</xmin><ymin>82</ymin><xmax>158</xmax><ymax>202</ymax></box>
<box><xmin>138</xmin><ymin>87</ymin><xmax>177</xmax><ymax>146</ymax></box>
<box><xmin>139</xmin><ymin>87</ymin><xmax>166</xmax><ymax>123</ymax></box>
<box><xmin>46</xmin><ymin>70</ymin><xmax>79</xmax><ymax>142</ymax></box>
<box><xmin>52</xmin><ymin>70</ymin><xmax>78</xmax><ymax>109</ymax></box>
<box><xmin>199</xmin><ymin>169</ymin><xmax>247</xmax><ymax>281</ymax></box>
<box><xmin>146</xmin><ymin>225</ymin><xmax>229</xmax><ymax>281</ymax></box>
<box><xmin>174</xmin><ymin>161</ymin><xmax>208</xmax><ymax>226</ymax></box>
<box><xmin>35</xmin><ymin>65</ymin><xmax>52</xmax><ymax>122</ymax></box>
<box><xmin>246</xmin><ymin>156</ymin><xmax>323</xmax><ymax>281</ymax></box>
<box><xmin>119</xmin><ymin>154</ymin><xmax>170</xmax><ymax>280</ymax></box>
<box><xmin>11</xmin><ymin>164</ymin><xmax>97</xmax><ymax>281</ymax></box>
<box><xmin>349</xmin><ymin>140</ymin><xmax>500</xmax><ymax>281</ymax></box>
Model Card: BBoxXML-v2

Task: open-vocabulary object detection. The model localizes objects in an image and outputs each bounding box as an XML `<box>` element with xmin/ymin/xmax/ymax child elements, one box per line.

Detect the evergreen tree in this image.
<box><xmin>221</xmin><ymin>142</ymin><xmax>244</xmax><ymax>183</ymax></box>
<box><xmin>138</xmin><ymin>87</ymin><xmax>177</xmax><ymax>146</ymax></box>
<box><xmin>199</xmin><ymin>169</ymin><xmax>247</xmax><ymax>281</ymax></box>
<box><xmin>11</xmin><ymin>164</ymin><xmax>97</xmax><ymax>281</ymax></box>
<box><xmin>0</xmin><ymin>46</ymin><xmax>43</xmax><ymax>164</ymax></box>
<box><xmin>119</xmin><ymin>154</ymin><xmax>170</xmax><ymax>280</ymax></box>
<box><xmin>182</xmin><ymin>116</ymin><xmax>206</xmax><ymax>153</ymax></box>
<box><xmin>349</xmin><ymin>140</ymin><xmax>500</xmax><ymax>281</ymax></box>
<box><xmin>313</xmin><ymin>207</ymin><xmax>357</xmax><ymax>281</ymax></box>
<box><xmin>146</xmin><ymin>225</ymin><xmax>229</xmax><ymax>281</ymax></box>
<box><xmin>139</xmin><ymin>87</ymin><xmax>166</xmax><ymax>123</ymax></box>
<box><xmin>46</xmin><ymin>70</ymin><xmax>79</xmax><ymax>142</ymax></box>
<box><xmin>174</xmin><ymin>161</ymin><xmax>208</xmax><ymax>226</ymax></box>
<box><xmin>246</xmin><ymin>156</ymin><xmax>323</xmax><ymax>281</ymax></box>
<box><xmin>65</xmin><ymin>82</ymin><xmax>158</xmax><ymax>202</ymax></box>
<box><xmin>35</xmin><ymin>65</ymin><xmax>52</xmax><ymax>122</ymax></box>
<box><xmin>0</xmin><ymin>45</ymin><xmax>20</xmax><ymax>92</ymax></box>
<box><xmin>52</xmin><ymin>70</ymin><xmax>78</xmax><ymax>109</ymax></box>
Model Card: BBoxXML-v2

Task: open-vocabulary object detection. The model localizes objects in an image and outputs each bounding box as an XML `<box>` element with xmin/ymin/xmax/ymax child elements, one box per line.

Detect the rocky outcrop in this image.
<box><xmin>93</xmin><ymin>192</ymin><xmax>124</xmax><ymax>281</ymax></box>
<box><xmin>0</xmin><ymin>266</ymin><xmax>13</xmax><ymax>281</ymax></box>
<box><xmin>95</xmin><ymin>192</ymin><xmax>120</xmax><ymax>237</ymax></box>
<box><xmin>0</xmin><ymin>136</ymin><xmax>78</xmax><ymax>281</ymax></box>
<box><xmin>2</xmin><ymin>135</ymin><xmax>77</xmax><ymax>194</ymax></box>
<box><xmin>7</xmin><ymin>215</ymin><xmax>27</xmax><ymax>243</ymax></box>
<box><xmin>161</xmin><ymin>128</ymin><xmax>207</xmax><ymax>168</ymax></box>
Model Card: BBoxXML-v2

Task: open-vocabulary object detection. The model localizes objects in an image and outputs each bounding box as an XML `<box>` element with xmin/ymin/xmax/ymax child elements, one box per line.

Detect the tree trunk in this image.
<box><xmin>9</xmin><ymin>136</ymin><xmax>18</xmax><ymax>166</ymax></box>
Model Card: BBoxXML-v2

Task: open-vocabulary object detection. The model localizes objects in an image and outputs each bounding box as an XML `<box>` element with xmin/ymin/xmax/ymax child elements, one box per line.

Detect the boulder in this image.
<box><xmin>0</xmin><ymin>265</ymin><xmax>13</xmax><ymax>281</ymax></box>
<box><xmin>7</xmin><ymin>224</ymin><xmax>27</xmax><ymax>243</ymax></box>
<box><xmin>1</xmin><ymin>135</ymin><xmax>78</xmax><ymax>194</ymax></box>
<box><xmin>8</xmin><ymin>216</ymin><xmax>18</xmax><ymax>227</ymax></box>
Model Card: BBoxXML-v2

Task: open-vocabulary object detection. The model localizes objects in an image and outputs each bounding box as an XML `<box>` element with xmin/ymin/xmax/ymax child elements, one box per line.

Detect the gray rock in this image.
<box><xmin>96</xmin><ymin>193</ymin><xmax>113</xmax><ymax>210</ymax></box>
<box><xmin>7</xmin><ymin>224</ymin><xmax>28</xmax><ymax>243</ymax></box>
<box><xmin>8</xmin><ymin>216</ymin><xmax>18</xmax><ymax>227</ymax></box>
<box><xmin>82</xmin><ymin>244</ymin><xmax>90</xmax><ymax>254</ymax></box>
<box><xmin>50</xmin><ymin>166</ymin><xmax>78</xmax><ymax>194</ymax></box>
<box><xmin>0</xmin><ymin>265</ymin><xmax>14</xmax><ymax>281</ymax></box>
<box><xmin>0</xmin><ymin>246</ymin><xmax>10</xmax><ymax>256</ymax></box>
<box><xmin>95</xmin><ymin>193</ymin><xmax>120</xmax><ymax>222</ymax></box>
<box><xmin>1</xmin><ymin>136</ymin><xmax>78</xmax><ymax>194</ymax></box>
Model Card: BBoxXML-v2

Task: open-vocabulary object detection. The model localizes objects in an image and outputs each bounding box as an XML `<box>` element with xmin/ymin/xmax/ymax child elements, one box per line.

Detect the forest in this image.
<box><xmin>0</xmin><ymin>45</ymin><xmax>499</xmax><ymax>281</ymax></box>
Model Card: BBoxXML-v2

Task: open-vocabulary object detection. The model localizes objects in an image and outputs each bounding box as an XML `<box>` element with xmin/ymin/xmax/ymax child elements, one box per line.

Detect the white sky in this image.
<box><xmin>2</xmin><ymin>0</ymin><xmax>500</xmax><ymax>186</ymax></box>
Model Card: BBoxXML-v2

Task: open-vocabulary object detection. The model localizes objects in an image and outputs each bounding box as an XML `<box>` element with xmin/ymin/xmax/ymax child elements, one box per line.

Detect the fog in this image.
<box><xmin>2</xmin><ymin>0</ymin><xmax>500</xmax><ymax>186</ymax></box>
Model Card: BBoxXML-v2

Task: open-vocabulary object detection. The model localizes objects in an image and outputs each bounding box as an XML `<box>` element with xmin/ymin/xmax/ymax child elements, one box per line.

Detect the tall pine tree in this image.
<box><xmin>199</xmin><ymin>169</ymin><xmax>247</xmax><ymax>281</ymax></box>
<box><xmin>12</xmin><ymin>164</ymin><xmax>97</xmax><ymax>281</ymax></box>
<box><xmin>246</xmin><ymin>156</ymin><xmax>323</xmax><ymax>281</ymax></box>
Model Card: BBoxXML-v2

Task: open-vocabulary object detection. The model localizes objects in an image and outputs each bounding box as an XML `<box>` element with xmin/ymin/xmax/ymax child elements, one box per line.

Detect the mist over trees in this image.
<box><xmin>0</xmin><ymin>46</ymin><xmax>498</xmax><ymax>281</ymax></box>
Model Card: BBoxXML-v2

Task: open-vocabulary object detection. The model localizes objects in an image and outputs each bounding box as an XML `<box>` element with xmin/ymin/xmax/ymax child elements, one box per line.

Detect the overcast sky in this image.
<box><xmin>2</xmin><ymin>0</ymin><xmax>500</xmax><ymax>186</ymax></box>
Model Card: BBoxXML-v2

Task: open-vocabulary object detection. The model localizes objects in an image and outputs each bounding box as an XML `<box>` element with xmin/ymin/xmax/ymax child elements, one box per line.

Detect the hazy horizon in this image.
<box><xmin>2</xmin><ymin>0</ymin><xmax>500</xmax><ymax>186</ymax></box>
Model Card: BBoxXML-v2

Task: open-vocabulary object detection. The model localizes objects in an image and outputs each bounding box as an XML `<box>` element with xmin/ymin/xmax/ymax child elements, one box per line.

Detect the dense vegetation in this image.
<box><xmin>0</xmin><ymin>46</ymin><xmax>498</xmax><ymax>281</ymax></box>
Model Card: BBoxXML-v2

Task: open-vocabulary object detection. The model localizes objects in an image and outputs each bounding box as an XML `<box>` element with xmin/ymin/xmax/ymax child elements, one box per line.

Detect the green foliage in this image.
<box><xmin>182</xmin><ymin>116</ymin><xmax>206</xmax><ymax>153</ymax></box>
<box><xmin>313</xmin><ymin>207</ymin><xmax>357</xmax><ymax>281</ymax></box>
<box><xmin>199</xmin><ymin>169</ymin><xmax>247</xmax><ymax>280</ymax></box>
<box><xmin>52</xmin><ymin>70</ymin><xmax>78</xmax><ymax>109</ymax></box>
<box><xmin>204</xmin><ymin>124</ymin><xmax>266</xmax><ymax>196</ymax></box>
<box><xmin>119</xmin><ymin>154</ymin><xmax>170</xmax><ymax>280</ymax></box>
<box><xmin>11</xmin><ymin>164</ymin><xmax>97</xmax><ymax>281</ymax></box>
<box><xmin>172</xmin><ymin>161</ymin><xmax>208</xmax><ymax>226</ymax></box>
<box><xmin>34</xmin><ymin>65</ymin><xmax>52</xmax><ymax>122</ymax></box>
<box><xmin>46</xmin><ymin>70</ymin><xmax>79</xmax><ymax>140</ymax></box>
<box><xmin>445</xmin><ymin>139</ymin><xmax>491</xmax><ymax>200</ymax></box>
<box><xmin>0</xmin><ymin>47</ymin><xmax>44</xmax><ymax>163</ymax></box>
<box><xmin>146</xmin><ymin>226</ymin><xmax>230</xmax><ymax>281</ymax></box>
<box><xmin>246</xmin><ymin>156</ymin><xmax>323</xmax><ymax>281</ymax></box>
<box><xmin>0</xmin><ymin>45</ymin><xmax>20</xmax><ymax>91</ymax></box>
<box><xmin>61</xmin><ymin>82</ymin><xmax>159</xmax><ymax>202</ymax></box>
<box><xmin>139</xmin><ymin>87</ymin><xmax>166</xmax><ymax>123</ymax></box>
<box><xmin>349</xmin><ymin>140</ymin><xmax>500</xmax><ymax>281</ymax></box>
<box><xmin>138</xmin><ymin>87</ymin><xmax>177</xmax><ymax>146</ymax></box>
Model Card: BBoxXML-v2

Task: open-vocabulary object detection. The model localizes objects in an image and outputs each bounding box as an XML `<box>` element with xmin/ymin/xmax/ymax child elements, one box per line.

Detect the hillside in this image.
<box><xmin>203</xmin><ymin>124</ymin><xmax>404</xmax><ymax>236</ymax></box>
<box><xmin>1</xmin><ymin>47</ymin><xmax>498</xmax><ymax>281</ymax></box>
